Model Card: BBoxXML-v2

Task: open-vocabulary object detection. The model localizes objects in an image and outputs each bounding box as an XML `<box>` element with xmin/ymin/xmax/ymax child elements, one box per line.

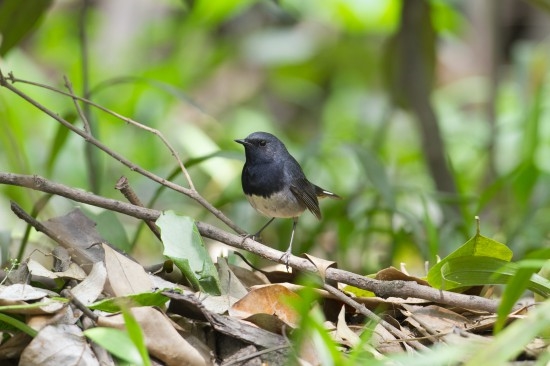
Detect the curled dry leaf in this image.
<box><xmin>102</xmin><ymin>243</ymin><xmax>153</xmax><ymax>297</ymax></box>
<box><xmin>218</xmin><ymin>257</ymin><xmax>248</xmax><ymax>299</ymax></box>
<box><xmin>229</xmin><ymin>284</ymin><xmax>300</xmax><ymax>329</ymax></box>
<box><xmin>97</xmin><ymin>306</ymin><xmax>212</xmax><ymax>366</ymax></box>
<box><xmin>28</xmin><ymin>306</ymin><xmax>79</xmax><ymax>330</ymax></box>
<box><xmin>41</xmin><ymin>209</ymin><xmax>105</xmax><ymax>271</ymax></box>
<box><xmin>27</xmin><ymin>259</ymin><xmax>87</xmax><ymax>281</ymax></box>
<box><xmin>0</xmin><ymin>283</ymin><xmax>65</xmax><ymax>315</ymax></box>
<box><xmin>0</xmin><ymin>284</ymin><xmax>47</xmax><ymax>303</ymax></box>
<box><xmin>19</xmin><ymin>324</ymin><xmax>98</xmax><ymax>366</ymax></box>
<box><xmin>335</xmin><ymin>306</ymin><xmax>360</xmax><ymax>347</ymax></box>
<box><xmin>375</xmin><ymin>267</ymin><xmax>430</xmax><ymax>286</ymax></box>
<box><xmin>227</xmin><ymin>263</ymin><xmax>270</xmax><ymax>288</ymax></box>
<box><xmin>71</xmin><ymin>261</ymin><xmax>107</xmax><ymax>306</ymax></box>
<box><xmin>303</xmin><ymin>253</ymin><xmax>337</xmax><ymax>281</ymax></box>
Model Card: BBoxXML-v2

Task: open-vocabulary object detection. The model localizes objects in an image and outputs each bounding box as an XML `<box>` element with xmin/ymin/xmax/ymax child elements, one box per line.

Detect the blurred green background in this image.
<box><xmin>1</xmin><ymin>0</ymin><xmax>550</xmax><ymax>275</ymax></box>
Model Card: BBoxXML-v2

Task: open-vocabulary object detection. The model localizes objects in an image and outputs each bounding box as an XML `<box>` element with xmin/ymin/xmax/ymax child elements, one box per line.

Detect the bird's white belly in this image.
<box><xmin>247</xmin><ymin>191</ymin><xmax>305</xmax><ymax>218</ymax></box>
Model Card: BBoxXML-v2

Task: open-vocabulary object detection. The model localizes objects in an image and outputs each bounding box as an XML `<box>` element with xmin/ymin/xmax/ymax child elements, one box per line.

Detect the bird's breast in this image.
<box><xmin>246</xmin><ymin>189</ymin><xmax>306</xmax><ymax>218</ymax></box>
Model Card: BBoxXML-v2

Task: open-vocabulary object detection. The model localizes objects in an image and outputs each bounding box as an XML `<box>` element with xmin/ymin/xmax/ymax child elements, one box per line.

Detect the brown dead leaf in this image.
<box><xmin>102</xmin><ymin>243</ymin><xmax>152</xmax><ymax>296</ymax></box>
<box><xmin>242</xmin><ymin>313</ymin><xmax>290</xmax><ymax>334</ymax></box>
<box><xmin>218</xmin><ymin>257</ymin><xmax>248</xmax><ymax>299</ymax></box>
<box><xmin>28</xmin><ymin>259</ymin><xmax>87</xmax><ymax>281</ymax></box>
<box><xmin>41</xmin><ymin>209</ymin><xmax>105</xmax><ymax>271</ymax></box>
<box><xmin>28</xmin><ymin>306</ymin><xmax>79</xmax><ymax>331</ymax></box>
<box><xmin>375</xmin><ymin>267</ymin><xmax>430</xmax><ymax>286</ymax></box>
<box><xmin>303</xmin><ymin>254</ymin><xmax>337</xmax><ymax>281</ymax></box>
<box><xmin>97</xmin><ymin>306</ymin><xmax>212</xmax><ymax>366</ymax></box>
<box><xmin>228</xmin><ymin>263</ymin><xmax>270</xmax><ymax>287</ymax></box>
<box><xmin>336</xmin><ymin>306</ymin><xmax>360</xmax><ymax>347</ymax></box>
<box><xmin>19</xmin><ymin>324</ymin><xmax>98</xmax><ymax>366</ymax></box>
<box><xmin>229</xmin><ymin>284</ymin><xmax>300</xmax><ymax>329</ymax></box>
<box><xmin>0</xmin><ymin>333</ymin><xmax>32</xmax><ymax>361</ymax></box>
<box><xmin>0</xmin><ymin>284</ymin><xmax>64</xmax><ymax>314</ymax></box>
<box><xmin>0</xmin><ymin>284</ymin><xmax>47</xmax><ymax>303</ymax></box>
<box><xmin>402</xmin><ymin>304</ymin><xmax>471</xmax><ymax>337</ymax></box>
<box><xmin>71</xmin><ymin>261</ymin><xmax>107</xmax><ymax>306</ymax></box>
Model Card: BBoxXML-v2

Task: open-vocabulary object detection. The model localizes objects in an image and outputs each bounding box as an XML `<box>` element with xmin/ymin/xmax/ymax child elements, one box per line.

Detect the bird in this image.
<box><xmin>235</xmin><ymin>131</ymin><xmax>341</xmax><ymax>268</ymax></box>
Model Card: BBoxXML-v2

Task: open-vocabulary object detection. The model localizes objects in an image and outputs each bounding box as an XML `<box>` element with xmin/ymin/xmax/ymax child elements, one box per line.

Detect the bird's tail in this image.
<box><xmin>314</xmin><ymin>185</ymin><xmax>342</xmax><ymax>200</ymax></box>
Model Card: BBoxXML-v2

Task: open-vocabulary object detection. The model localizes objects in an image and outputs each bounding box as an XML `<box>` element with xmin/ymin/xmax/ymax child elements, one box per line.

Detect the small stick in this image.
<box><xmin>115</xmin><ymin>176</ymin><xmax>162</xmax><ymax>241</ymax></box>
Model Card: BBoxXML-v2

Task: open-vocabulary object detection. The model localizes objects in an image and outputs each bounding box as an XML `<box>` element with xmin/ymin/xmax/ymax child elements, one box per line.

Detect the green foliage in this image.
<box><xmin>157</xmin><ymin>211</ymin><xmax>221</xmax><ymax>295</ymax></box>
<box><xmin>0</xmin><ymin>0</ymin><xmax>52</xmax><ymax>56</ymax></box>
<box><xmin>0</xmin><ymin>312</ymin><xmax>37</xmax><ymax>337</ymax></box>
<box><xmin>89</xmin><ymin>292</ymin><xmax>169</xmax><ymax>313</ymax></box>
<box><xmin>84</xmin><ymin>327</ymin><xmax>145</xmax><ymax>365</ymax></box>
<box><xmin>427</xmin><ymin>221</ymin><xmax>513</xmax><ymax>289</ymax></box>
<box><xmin>2</xmin><ymin>1</ymin><xmax>550</xmax><ymax>363</ymax></box>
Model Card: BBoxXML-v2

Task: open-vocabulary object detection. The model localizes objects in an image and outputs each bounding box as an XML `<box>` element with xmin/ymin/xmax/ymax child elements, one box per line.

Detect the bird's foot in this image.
<box><xmin>240</xmin><ymin>233</ymin><xmax>260</xmax><ymax>244</ymax></box>
<box><xmin>280</xmin><ymin>250</ymin><xmax>291</xmax><ymax>272</ymax></box>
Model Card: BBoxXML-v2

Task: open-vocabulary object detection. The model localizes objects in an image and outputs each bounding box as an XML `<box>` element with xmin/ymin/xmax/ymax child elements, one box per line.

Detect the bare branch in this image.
<box><xmin>0</xmin><ymin>72</ymin><xmax>244</xmax><ymax>235</ymax></box>
<box><xmin>9</xmin><ymin>73</ymin><xmax>196</xmax><ymax>191</ymax></box>
<box><xmin>0</xmin><ymin>172</ymin><xmax>502</xmax><ymax>313</ymax></box>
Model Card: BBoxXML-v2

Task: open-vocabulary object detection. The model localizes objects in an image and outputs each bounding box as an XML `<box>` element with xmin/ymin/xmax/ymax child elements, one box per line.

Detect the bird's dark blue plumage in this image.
<box><xmin>235</xmin><ymin>131</ymin><xmax>341</xmax><ymax>268</ymax></box>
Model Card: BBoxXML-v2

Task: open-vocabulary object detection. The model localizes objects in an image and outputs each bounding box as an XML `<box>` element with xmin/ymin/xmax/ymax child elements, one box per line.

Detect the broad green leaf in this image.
<box><xmin>89</xmin><ymin>292</ymin><xmax>169</xmax><ymax>313</ymax></box>
<box><xmin>438</xmin><ymin>256</ymin><xmax>550</xmax><ymax>297</ymax></box>
<box><xmin>121</xmin><ymin>306</ymin><xmax>151</xmax><ymax>366</ymax></box>
<box><xmin>0</xmin><ymin>0</ymin><xmax>52</xmax><ymax>55</ymax></box>
<box><xmin>84</xmin><ymin>327</ymin><xmax>143</xmax><ymax>365</ymax></box>
<box><xmin>495</xmin><ymin>248</ymin><xmax>550</xmax><ymax>333</ymax></box>
<box><xmin>157</xmin><ymin>211</ymin><xmax>221</xmax><ymax>295</ymax></box>
<box><xmin>427</xmin><ymin>226</ymin><xmax>513</xmax><ymax>289</ymax></box>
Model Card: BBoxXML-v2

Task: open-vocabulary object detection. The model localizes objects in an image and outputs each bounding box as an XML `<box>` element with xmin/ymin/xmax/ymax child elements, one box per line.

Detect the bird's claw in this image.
<box><xmin>240</xmin><ymin>233</ymin><xmax>260</xmax><ymax>244</ymax></box>
<box><xmin>280</xmin><ymin>251</ymin><xmax>291</xmax><ymax>272</ymax></box>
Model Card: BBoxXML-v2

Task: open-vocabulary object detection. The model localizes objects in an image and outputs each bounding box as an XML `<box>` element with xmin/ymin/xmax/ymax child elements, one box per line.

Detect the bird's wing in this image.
<box><xmin>290</xmin><ymin>178</ymin><xmax>321</xmax><ymax>219</ymax></box>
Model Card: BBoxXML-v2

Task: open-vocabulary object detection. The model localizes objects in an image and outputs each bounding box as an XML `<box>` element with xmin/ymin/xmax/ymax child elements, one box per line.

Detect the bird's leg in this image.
<box><xmin>280</xmin><ymin>217</ymin><xmax>298</xmax><ymax>271</ymax></box>
<box><xmin>241</xmin><ymin>217</ymin><xmax>276</xmax><ymax>243</ymax></box>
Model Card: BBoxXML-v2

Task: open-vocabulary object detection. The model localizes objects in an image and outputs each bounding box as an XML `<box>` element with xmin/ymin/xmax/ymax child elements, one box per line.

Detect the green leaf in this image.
<box><xmin>84</xmin><ymin>327</ymin><xmax>143</xmax><ymax>365</ymax></box>
<box><xmin>437</xmin><ymin>256</ymin><xmax>550</xmax><ymax>297</ymax></box>
<box><xmin>0</xmin><ymin>312</ymin><xmax>37</xmax><ymax>337</ymax></box>
<box><xmin>121</xmin><ymin>306</ymin><xmax>151</xmax><ymax>366</ymax></box>
<box><xmin>156</xmin><ymin>211</ymin><xmax>221</xmax><ymax>295</ymax></box>
<box><xmin>0</xmin><ymin>0</ymin><xmax>52</xmax><ymax>55</ymax></box>
<box><xmin>427</xmin><ymin>225</ymin><xmax>513</xmax><ymax>290</ymax></box>
<box><xmin>89</xmin><ymin>292</ymin><xmax>169</xmax><ymax>313</ymax></box>
<box><xmin>494</xmin><ymin>248</ymin><xmax>550</xmax><ymax>333</ymax></box>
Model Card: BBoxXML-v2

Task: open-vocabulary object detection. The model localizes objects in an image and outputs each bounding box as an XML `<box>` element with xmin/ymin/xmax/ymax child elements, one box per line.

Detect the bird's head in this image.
<box><xmin>235</xmin><ymin>131</ymin><xmax>288</xmax><ymax>164</ymax></box>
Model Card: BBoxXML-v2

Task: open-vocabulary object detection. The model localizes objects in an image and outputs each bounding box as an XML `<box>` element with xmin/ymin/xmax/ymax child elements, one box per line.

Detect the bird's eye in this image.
<box><xmin>259</xmin><ymin>140</ymin><xmax>267</xmax><ymax>147</ymax></box>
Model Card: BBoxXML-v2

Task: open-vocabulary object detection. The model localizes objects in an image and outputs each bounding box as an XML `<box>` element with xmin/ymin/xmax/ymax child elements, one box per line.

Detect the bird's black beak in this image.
<box><xmin>235</xmin><ymin>138</ymin><xmax>251</xmax><ymax>146</ymax></box>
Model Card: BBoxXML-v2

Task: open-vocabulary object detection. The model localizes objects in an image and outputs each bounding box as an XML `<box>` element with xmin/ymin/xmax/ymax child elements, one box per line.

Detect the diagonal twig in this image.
<box><xmin>0</xmin><ymin>70</ymin><xmax>244</xmax><ymax>235</ymax></box>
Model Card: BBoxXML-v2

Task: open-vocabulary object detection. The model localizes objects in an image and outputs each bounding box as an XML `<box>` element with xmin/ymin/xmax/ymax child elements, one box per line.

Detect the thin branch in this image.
<box><xmin>0</xmin><ymin>172</ymin><xmax>503</xmax><ymax>313</ymax></box>
<box><xmin>64</xmin><ymin>75</ymin><xmax>91</xmax><ymax>134</ymax></box>
<box><xmin>0</xmin><ymin>71</ymin><xmax>243</xmax><ymax>235</ymax></box>
<box><xmin>6</xmin><ymin>72</ymin><xmax>196</xmax><ymax>191</ymax></box>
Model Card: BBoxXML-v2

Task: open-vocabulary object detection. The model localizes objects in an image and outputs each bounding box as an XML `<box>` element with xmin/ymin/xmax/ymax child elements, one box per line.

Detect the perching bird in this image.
<box><xmin>235</xmin><ymin>131</ymin><xmax>341</xmax><ymax>268</ymax></box>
